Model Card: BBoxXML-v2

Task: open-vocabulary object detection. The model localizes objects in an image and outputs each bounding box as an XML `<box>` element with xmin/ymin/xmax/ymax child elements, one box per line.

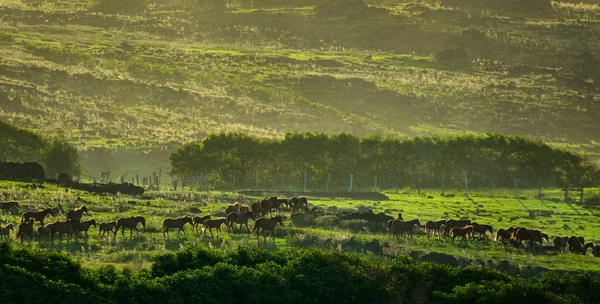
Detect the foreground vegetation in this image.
<box><xmin>2</xmin><ymin>0</ymin><xmax>600</xmax><ymax>176</ymax></box>
<box><xmin>1</xmin><ymin>241</ymin><xmax>600</xmax><ymax>303</ymax></box>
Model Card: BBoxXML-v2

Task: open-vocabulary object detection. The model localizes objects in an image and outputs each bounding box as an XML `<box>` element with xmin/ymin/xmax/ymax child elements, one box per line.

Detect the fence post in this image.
<box><xmin>565</xmin><ymin>186</ymin><xmax>569</xmax><ymax>202</ymax></box>
<box><xmin>190</xmin><ymin>175</ymin><xmax>195</xmax><ymax>191</ymax></box>
<box><xmin>136</xmin><ymin>174</ymin><xmax>139</xmax><ymax>185</ymax></box>
<box><xmin>441</xmin><ymin>175</ymin><xmax>445</xmax><ymax>196</ymax></box>
<box><xmin>326</xmin><ymin>173</ymin><xmax>330</xmax><ymax>191</ymax></box>
<box><xmin>232</xmin><ymin>169</ymin><xmax>236</xmax><ymax>190</ymax></box>
<box><xmin>349</xmin><ymin>174</ymin><xmax>354</xmax><ymax>192</ymax></box>
<box><xmin>205</xmin><ymin>174</ymin><xmax>209</xmax><ymax>191</ymax></box>
<box><xmin>418</xmin><ymin>176</ymin><xmax>421</xmax><ymax>196</ymax></box>
<box><xmin>514</xmin><ymin>177</ymin><xmax>518</xmax><ymax>198</ymax></box>
<box><xmin>304</xmin><ymin>173</ymin><xmax>307</xmax><ymax>192</ymax></box>
<box><xmin>255</xmin><ymin>172</ymin><xmax>259</xmax><ymax>189</ymax></box>
<box><xmin>580</xmin><ymin>187</ymin><xmax>584</xmax><ymax>204</ymax></box>
<box><xmin>463</xmin><ymin>171</ymin><xmax>469</xmax><ymax>198</ymax></box>
<box><xmin>374</xmin><ymin>175</ymin><xmax>378</xmax><ymax>191</ymax></box>
<box><xmin>280</xmin><ymin>173</ymin><xmax>284</xmax><ymax>190</ymax></box>
<box><xmin>490</xmin><ymin>180</ymin><xmax>494</xmax><ymax>198</ymax></box>
<box><xmin>213</xmin><ymin>170</ymin><xmax>217</xmax><ymax>189</ymax></box>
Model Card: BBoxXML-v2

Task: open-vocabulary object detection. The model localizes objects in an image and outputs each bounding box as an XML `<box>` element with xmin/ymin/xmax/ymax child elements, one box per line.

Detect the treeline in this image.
<box><xmin>1</xmin><ymin>242</ymin><xmax>598</xmax><ymax>303</ymax></box>
<box><xmin>0</xmin><ymin>120</ymin><xmax>80</xmax><ymax>179</ymax></box>
<box><xmin>169</xmin><ymin>132</ymin><xmax>599</xmax><ymax>191</ymax></box>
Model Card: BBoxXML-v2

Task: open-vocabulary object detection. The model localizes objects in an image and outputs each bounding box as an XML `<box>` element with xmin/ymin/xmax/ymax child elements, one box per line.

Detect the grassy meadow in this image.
<box><xmin>1</xmin><ymin>180</ymin><xmax>599</xmax><ymax>275</ymax></box>
<box><xmin>1</xmin><ymin>0</ymin><xmax>600</xmax><ymax>176</ymax></box>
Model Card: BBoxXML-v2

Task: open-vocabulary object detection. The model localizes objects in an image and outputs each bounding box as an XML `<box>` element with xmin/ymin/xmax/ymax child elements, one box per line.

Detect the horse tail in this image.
<box><xmin>386</xmin><ymin>220</ymin><xmax>393</xmax><ymax>233</ymax></box>
<box><xmin>250</xmin><ymin>221</ymin><xmax>258</xmax><ymax>233</ymax></box>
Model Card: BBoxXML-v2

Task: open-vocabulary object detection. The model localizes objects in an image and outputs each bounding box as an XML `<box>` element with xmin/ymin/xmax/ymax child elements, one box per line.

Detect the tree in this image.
<box><xmin>43</xmin><ymin>138</ymin><xmax>81</xmax><ymax>179</ymax></box>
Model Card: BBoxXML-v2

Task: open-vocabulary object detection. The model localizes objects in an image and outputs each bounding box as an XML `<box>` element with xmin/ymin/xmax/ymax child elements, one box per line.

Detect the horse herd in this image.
<box><xmin>385</xmin><ymin>215</ymin><xmax>600</xmax><ymax>257</ymax></box>
<box><xmin>0</xmin><ymin>196</ymin><xmax>306</xmax><ymax>243</ymax></box>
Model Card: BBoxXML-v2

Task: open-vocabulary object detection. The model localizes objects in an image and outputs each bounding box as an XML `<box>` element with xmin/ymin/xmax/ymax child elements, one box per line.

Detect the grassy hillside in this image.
<box><xmin>1</xmin><ymin>0</ymin><xmax>600</xmax><ymax>175</ymax></box>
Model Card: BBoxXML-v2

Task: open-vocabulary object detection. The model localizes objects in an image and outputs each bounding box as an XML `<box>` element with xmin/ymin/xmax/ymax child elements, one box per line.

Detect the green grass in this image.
<box><xmin>1</xmin><ymin>180</ymin><xmax>599</xmax><ymax>274</ymax></box>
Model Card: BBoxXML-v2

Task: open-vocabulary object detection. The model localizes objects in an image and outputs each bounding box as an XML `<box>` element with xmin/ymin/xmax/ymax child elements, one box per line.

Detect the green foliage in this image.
<box><xmin>170</xmin><ymin>132</ymin><xmax>600</xmax><ymax>190</ymax></box>
<box><xmin>44</xmin><ymin>138</ymin><xmax>82</xmax><ymax>179</ymax></box>
<box><xmin>88</xmin><ymin>0</ymin><xmax>148</xmax><ymax>14</ymax></box>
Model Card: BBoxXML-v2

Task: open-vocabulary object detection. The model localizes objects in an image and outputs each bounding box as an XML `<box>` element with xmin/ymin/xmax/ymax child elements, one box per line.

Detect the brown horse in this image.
<box><xmin>251</xmin><ymin>201</ymin><xmax>263</xmax><ymax>217</ymax></box>
<box><xmin>15</xmin><ymin>219</ymin><xmax>36</xmax><ymax>242</ymax></box>
<box><xmin>99</xmin><ymin>222</ymin><xmax>117</xmax><ymax>238</ymax></box>
<box><xmin>75</xmin><ymin>219</ymin><xmax>97</xmax><ymax>237</ymax></box>
<box><xmin>21</xmin><ymin>208</ymin><xmax>55</xmax><ymax>226</ymax></box>
<box><xmin>512</xmin><ymin>228</ymin><xmax>545</xmax><ymax>247</ymax></box>
<box><xmin>0</xmin><ymin>224</ymin><xmax>14</xmax><ymax>239</ymax></box>
<box><xmin>261</xmin><ymin>197</ymin><xmax>287</xmax><ymax>216</ymax></box>
<box><xmin>449</xmin><ymin>226</ymin><xmax>473</xmax><ymax>242</ymax></box>
<box><xmin>425</xmin><ymin>219</ymin><xmax>446</xmax><ymax>238</ymax></box>
<box><xmin>251</xmin><ymin>215</ymin><xmax>283</xmax><ymax>242</ymax></box>
<box><xmin>444</xmin><ymin>219</ymin><xmax>471</xmax><ymax>236</ymax></box>
<box><xmin>568</xmin><ymin>236</ymin><xmax>592</xmax><ymax>254</ymax></box>
<box><xmin>37</xmin><ymin>226</ymin><xmax>50</xmax><ymax>239</ymax></box>
<box><xmin>553</xmin><ymin>236</ymin><xmax>569</xmax><ymax>253</ymax></box>
<box><xmin>496</xmin><ymin>227</ymin><xmax>516</xmax><ymax>245</ymax></box>
<box><xmin>593</xmin><ymin>244</ymin><xmax>600</xmax><ymax>257</ymax></box>
<box><xmin>386</xmin><ymin>219</ymin><xmax>421</xmax><ymax>240</ymax></box>
<box><xmin>0</xmin><ymin>200</ymin><xmax>19</xmax><ymax>214</ymax></box>
<box><xmin>471</xmin><ymin>223</ymin><xmax>493</xmax><ymax>240</ymax></box>
<box><xmin>46</xmin><ymin>219</ymin><xmax>80</xmax><ymax>241</ymax></box>
<box><xmin>226</xmin><ymin>211</ymin><xmax>256</xmax><ymax>233</ymax></box>
<box><xmin>192</xmin><ymin>215</ymin><xmax>211</xmax><ymax>232</ymax></box>
<box><xmin>225</xmin><ymin>203</ymin><xmax>241</xmax><ymax>214</ymax></box>
<box><xmin>289</xmin><ymin>197</ymin><xmax>309</xmax><ymax>213</ymax></box>
<box><xmin>66</xmin><ymin>205</ymin><xmax>88</xmax><ymax>220</ymax></box>
<box><xmin>163</xmin><ymin>216</ymin><xmax>193</xmax><ymax>238</ymax></box>
<box><xmin>238</xmin><ymin>204</ymin><xmax>250</xmax><ymax>213</ymax></box>
<box><xmin>202</xmin><ymin>218</ymin><xmax>227</xmax><ymax>237</ymax></box>
<box><xmin>116</xmin><ymin>216</ymin><xmax>146</xmax><ymax>238</ymax></box>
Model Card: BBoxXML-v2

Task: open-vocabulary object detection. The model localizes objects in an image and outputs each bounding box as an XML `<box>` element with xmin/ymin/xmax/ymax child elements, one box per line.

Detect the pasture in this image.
<box><xmin>1</xmin><ymin>180</ymin><xmax>599</xmax><ymax>275</ymax></box>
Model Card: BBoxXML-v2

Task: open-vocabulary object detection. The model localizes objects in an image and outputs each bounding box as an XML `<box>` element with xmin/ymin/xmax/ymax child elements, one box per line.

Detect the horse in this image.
<box><xmin>261</xmin><ymin>197</ymin><xmax>287</xmax><ymax>216</ymax></box>
<box><xmin>116</xmin><ymin>216</ymin><xmax>146</xmax><ymax>238</ymax></box>
<box><xmin>444</xmin><ymin>219</ymin><xmax>471</xmax><ymax>236</ymax></box>
<box><xmin>251</xmin><ymin>201</ymin><xmax>263</xmax><ymax>217</ymax></box>
<box><xmin>66</xmin><ymin>205</ymin><xmax>88</xmax><ymax>220</ymax></box>
<box><xmin>471</xmin><ymin>223</ymin><xmax>493</xmax><ymax>240</ymax></box>
<box><xmin>496</xmin><ymin>227</ymin><xmax>515</xmax><ymax>245</ymax></box>
<box><xmin>512</xmin><ymin>228</ymin><xmax>545</xmax><ymax>247</ymax></box>
<box><xmin>226</xmin><ymin>211</ymin><xmax>256</xmax><ymax>233</ymax></box>
<box><xmin>202</xmin><ymin>218</ymin><xmax>227</xmax><ymax>237</ymax></box>
<box><xmin>21</xmin><ymin>208</ymin><xmax>55</xmax><ymax>226</ymax></box>
<box><xmin>162</xmin><ymin>216</ymin><xmax>193</xmax><ymax>238</ymax></box>
<box><xmin>251</xmin><ymin>215</ymin><xmax>283</xmax><ymax>242</ymax></box>
<box><xmin>75</xmin><ymin>219</ymin><xmax>97</xmax><ymax>237</ymax></box>
<box><xmin>386</xmin><ymin>219</ymin><xmax>421</xmax><ymax>240</ymax></box>
<box><xmin>15</xmin><ymin>219</ymin><xmax>36</xmax><ymax>243</ymax></box>
<box><xmin>449</xmin><ymin>226</ymin><xmax>474</xmax><ymax>242</ymax></box>
<box><xmin>553</xmin><ymin>236</ymin><xmax>569</xmax><ymax>253</ymax></box>
<box><xmin>593</xmin><ymin>244</ymin><xmax>600</xmax><ymax>257</ymax></box>
<box><xmin>568</xmin><ymin>236</ymin><xmax>591</xmax><ymax>254</ymax></box>
<box><xmin>424</xmin><ymin>219</ymin><xmax>446</xmax><ymax>238</ymax></box>
<box><xmin>46</xmin><ymin>219</ymin><xmax>80</xmax><ymax>241</ymax></box>
<box><xmin>52</xmin><ymin>204</ymin><xmax>64</xmax><ymax>216</ymax></box>
<box><xmin>0</xmin><ymin>224</ymin><xmax>14</xmax><ymax>239</ymax></box>
<box><xmin>37</xmin><ymin>226</ymin><xmax>50</xmax><ymax>239</ymax></box>
<box><xmin>225</xmin><ymin>203</ymin><xmax>240</xmax><ymax>214</ymax></box>
<box><xmin>238</xmin><ymin>204</ymin><xmax>250</xmax><ymax>213</ymax></box>
<box><xmin>289</xmin><ymin>197</ymin><xmax>309</xmax><ymax>213</ymax></box>
<box><xmin>99</xmin><ymin>222</ymin><xmax>117</xmax><ymax>238</ymax></box>
<box><xmin>0</xmin><ymin>200</ymin><xmax>19</xmax><ymax>214</ymax></box>
<box><xmin>192</xmin><ymin>215</ymin><xmax>211</xmax><ymax>232</ymax></box>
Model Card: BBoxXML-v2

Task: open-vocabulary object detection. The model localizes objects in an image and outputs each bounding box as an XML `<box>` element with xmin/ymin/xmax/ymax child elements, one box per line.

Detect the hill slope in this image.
<box><xmin>1</xmin><ymin>0</ymin><xmax>600</xmax><ymax>176</ymax></box>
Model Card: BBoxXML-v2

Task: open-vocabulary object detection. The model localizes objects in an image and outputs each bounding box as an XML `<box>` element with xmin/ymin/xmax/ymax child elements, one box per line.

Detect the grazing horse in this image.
<box><xmin>261</xmin><ymin>197</ymin><xmax>287</xmax><ymax>216</ymax></box>
<box><xmin>553</xmin><ymin>236</ymin><xmax>569</xmax><ymax>253</ymax></box>
<box><xmin>116</xmin><ymin>216</ymin><xmax>146</xmax><ymax>238</ymax></box>
<box><xmin>52</xmin><ymin>204</ymin><xmax>64</xmax><ymax>216</ymax></box>
<box><xmin>226</xmin><ymin>211</ymin><xmax>256</xmax><ymax>233</ymax></box>
<box><xmin>471</xmin><ymin>223</ymin><xmax>493</xmax><ymax>240</ymax></box>
<box><xmin>444</xmin><ymin>219</ymin><xmax>471</xmax><ymax>237</ymax></box>
<box><xmin>425</xmin><ymin>219</ymin><xmax>446</xmax><ymax>238</ymax></box>
<box><xmin>289</xmin><ymin>197</ymin><xmax>309</xmax><ymax>213</ymax></box>
<box><xmin>225</xmin><ymin>203</ymin><xmax>241</xmax><ymax>214</ymax></box>
<box><xmin>162</xmin><ymin>216</ymin><xmax>193</xmax><ymax>238</ymax></box>
<box><xmin>238</xmin><ymin>204</ymin><xmax>250</xmax><ymax>213</ymax></box>
<box><xmin>75</xmin><ymin>219</ymin><xmax>97</xmax><ymax>237</ymax></box>
<box><xmin>496</xmin><ymin>227</ymin><xmax>516</xmax><ymax>245</ymax></box>
<box><xmin>202</xmin><ymin>218</ymin><xmax>227</xmax><ymax>237</ymax></box>
<box><xmin>386</xmin><ymin>219</ymin><xmax>421</xmax><ymax>240</ymax></box>
<box><xmin>512</xmin><ymin>228</ymin><xmax>545</xmax><ymax>247</ymax></box>
<box><xmin>593</xmin><ymin>244</ymin><xmax>600</xmax><ymax>257</ymax></box>
<box><xmin>251</xmin><ymin>216</ymin><xmax>283</xmax><ymax>242</ymax></box>
<box><xmin>568</xmin><ymin>236</ymin><xmax>592</xmax><ymax>254</ymax></box>
<box><xmin>21</xmin><ymin>208</ymin><xmax>55</xmax><ymax>226</ymax></box>
<box><xmin>192</xmin><ymin>215</ymin><xmax>211</xmax><ymax>232</ymax></box>
<box><xmin>46</xmin><ymin>219</ymin><xmax>80</xmax><ymax>241</ymax></box>
<box><xmin>0</xmin><ymin>201</ymin><xmax>19</xmax><ymax>214</ymax></box>
<box><xmin>66</xmin><ymin>205</ymin><xmax>88</xmax><ymax>220</ymax></box>
<box><xmin>0</xmin><ymin>224</ymin><xmax>14</xmax><ymax>239</ymax></box>
<box><xmin>449</xmin><ymin>226</ymin><xmax>474</xmax><ymax>242</ymax></box>
<box><xmin>251</xmin><ymin>201</ymin><xmax>263</xmax><ymax>217</ymax></box>
<box><xmin>15</xmin><ymin>219</ymin><xmax>36</xmax><ymax>243</ymax></box>
<box><xmin>99</xmin><ymin>222</ymin><xmax>117</xmax><ymax>238</ymax></box>
<box><xmin>37</xmin><ymin>226</ymin><xmax>50</xmax><ymax>239</ymax></box>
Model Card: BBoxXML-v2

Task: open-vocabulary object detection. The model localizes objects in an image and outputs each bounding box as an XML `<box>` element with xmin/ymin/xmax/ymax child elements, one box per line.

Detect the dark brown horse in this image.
<box><xmin>66</xmin><ymin>205</ymin><xmax>88</xmax><ymax>220</ymax></box>
<box><xmin>99</xmin><ymin>222</ymin><xmax>117</xmax><ymax>238</ymax></box>
<box><xmin>471</xmin><ymin>223</ymin><xmax>493</xmax><ymax>240</ymax></box>
<box><xmin>21</xmin><ymin>208</ymin><xmax>55</xmax><ymax>226</ymax></box>
<box><xmin>444</xmin><ymin>219</ymin><xmax>471</xmax><ymax>237</ymax></box>
<box><xmin>192</xmin><ymin>215</ymin><xmax>211</xmax><ymax>232</ymax></box>
<box><xmin>568</xmin><ymin>236</ymin><xmax>592</xmax><ymax>254</ymax></box>
<box><xmin>386</xmin><ymin>219</ymin><xmax>421</xmax><ymax>240</ymax></box>
<box><xmin>15</xmin><ymin>219</ymin><xmax>36</xmax><ymax>242</ymax></box>
<box><xmin>202</xmin><ymin>218</ymin><xmax>227</xmax><ymax>237</ymax></box>
<box><xmin>553</xmin><ymin>236</ymin><xmax>569</xmax><ymax>253</ymax></box>
<box><xmin>251</xmin><ymin>215</ymin><xmax>283</xmax><ymax>242</ymax></box>
<box><xmin>75</xmin><ymin>219</ymin><xmax>97</xmax><ymax>237</ymax></box>
<box><xmin>289</xmin><ymin>197</ymin><xmax>309</xmax><ymax>213</ymax></box>
<box><xmin>593</xmin><ymin>244</ymin><xmax>600</xmax><ymax>257</ymax></box>
<box><xmin>449</xmin><ymin>226</ymin><xmax>473</xmax><ymax>242</ymax></box>
<box><xmin>0</xmin><ymin>200</ymin><xmax>19</xmax><ymax>214</ymax></box>
<box><xmin>425</xmin><ymin>219</ymin><xmax>446</xmax><ymax>238</ymax></box>
<box><xmin>0</xmin><ymin>224</ymin><xmax>14</xmax><ymax>239</ymax></box>
<box><xmin>46</xmin><ymin>219</ymin><xmax>80</xmax><ymax>241</ymax></box>
<box><xmin>116</xmin><ymin>216</ymin><xmax>146</xmax><ymax>238</ymax></box>
<box><xmin>226</xmin><ymin>211</ymin><xmax>256</xmax><ymax>233</ymax></box>
<box><xmin>496</xmin><ymin>227</ymin><xmax>515</xmax><ymax>245</ymax></box>
<box><xmin>37</xmin><ymin>226</ymin><xmax>50</xmax><ymax>239</ymax></box>
<box><xmin>225</xmin><ymin>203</ymin><xmax>240</xmax><ymax>214</ymax></box>
<box><xmin>163</xmin><ymin>216</ymin><xmax>193</xmax><ymax>238</ymax></box>
<box><xmin>512</xmin><ymin>228</ymin><xmax>545</xmax><ymax>247</ymax></box>
<box><xmin>251</xmin><ymin>201</ymin><xmax>263</xmax><ymax>217</ymax></box>
<box><xmin>261</xmin><ymin>197</ymin><xmax>287</xmax><ymax>216</ymax></box>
